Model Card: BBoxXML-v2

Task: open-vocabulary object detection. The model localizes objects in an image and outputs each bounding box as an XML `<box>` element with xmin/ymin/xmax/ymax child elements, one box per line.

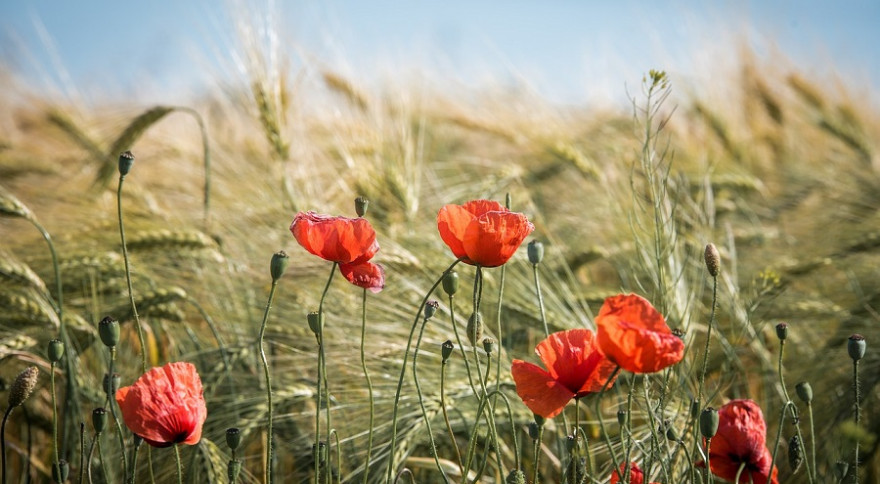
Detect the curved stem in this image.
<box><xmin>359</xmin><ymin>289</ymin><xmax>376</xmax><ymax>484</ymax></box>
<box><xmin>315</xmin><ymin>263</ymin><xmax>336</xmax><ymax>484</ymax></box>
<box><xmin>78</xmin><ymin>423</ymin><xmax>85</xmax><ymax>484</ymax></box>
<box><xmin>532</xmin><ymin>264</ymin><xmax>549</xmax><ymax>338</ymax></box>
<box><xmin>734</xmin><ymin>461</ymin><xmax>747</xmax><ymax>484</ymax></box>
<box><xmin>117</xmin><ymin>175</ymin><xmax>148</xmax><ymax>373</ymax></box>
<box><xmin>105</xmin><ymin>350</ymin><xmax>128</xmax><ymax>479</ymax></box>
<box><xmin>447</xmin><ymin>295</ymin><xmax>478</xmax><ymax>396</ymax></box>
<box><xmin>174</xmin><ymin>444</ymin><xmax>183</xmax><ymax>484</ymax></box>
<box><xmin>51</xmin><ymin>363</ymin><xmax>60</xmax><ymax>481</ymax></box>
<box><xmin>532</xmin><ymin>425</ymin><xmax>543</xmax><ymax>484</ymax></box>
<box><xmin>697</xmin><ymin>276</ymin><xmax>717</xmax><ymax>407</ymax></box>
<box><xmin>258</xmin><ymin>279</ymin><xmax>279</xmax><ymax>484</ymax></box>
<box><xmin>412</xmin><ymin>315</ymin><xmax>449</xmax><ymax>482</ymax></box>
<box><xmin>439</xmin><ymin>359</ymin><xmax>463</xmax><ymax>475</ymax></box>
<box><xmin>86</xmin><ymin>431</ymin><xmax>97</xmax><ymax>484</ymax></box>
<box><xmin>97</xmin><ymin>434</ymin><xmax>110</xmax><ymax>484</ymax></box>
<box><xmin>594</xmin><ymin>366</ymin><xmax>623</xmax><ymax>479</ymax></box>
<box><xmin>385</xmin><ymin>259</ymin><xmax>461</xmax><ymax>483</ymax></box>
<box><xmin>1</xmin><ymin>408</ymin><xmax>11</xmax><ymax>484</ymax></box>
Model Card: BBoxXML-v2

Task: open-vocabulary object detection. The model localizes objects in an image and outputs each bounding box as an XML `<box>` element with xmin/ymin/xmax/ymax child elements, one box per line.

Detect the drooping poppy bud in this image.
<box><xmin>848</xmin><ymin>334</ymin><xmax>866</xmax><ymax>361</ymax></box>
<box><xmin>99</xmin><ymin>316</ymin><xmax>120</xmax><ymax>348</ymax></box>
<box><xmin>118</xmin><ymin>151</ymin><xmax>135</xmax><ymax>177</ymax></box>
<box><xmin>466</xmin><ymin>312</ymin><xmax>483</xmax><ymax>346</ymax></box>
<box><xmin>270</xmin><ymin>250</ymin><xmax>290</xmax><ymax>282</ymax></box>
<box><xmin>795</xmin><ymin>381</ymin><xmax>813</xmax><ymax>404</ymax></box>
<box><xmin>47</xmin><ymin>339</ymin><xmax>65</xmax><ymax>363</ymax></box>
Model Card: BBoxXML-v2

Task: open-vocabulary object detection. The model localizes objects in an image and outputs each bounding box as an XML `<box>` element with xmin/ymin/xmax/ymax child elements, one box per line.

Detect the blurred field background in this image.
<box><xmin>1</xmin><ymin>1</ymin><xmax>879</xmax><ymax>482</ymax></box>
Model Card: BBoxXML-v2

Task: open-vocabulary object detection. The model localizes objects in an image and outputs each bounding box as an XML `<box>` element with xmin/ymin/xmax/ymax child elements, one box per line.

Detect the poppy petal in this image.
<box><xmin>596</xmin><ymin>294</ymin><xmax>685</xmax><ymax>373</ymax></box>
<box><xmin>511</xmin><ymin>360</ymin><xmax>576</xmax><ymax>418</ymax></box>
<box><xmin>340</xmin><ymin>261</ymin><xmax>385</xmax><ymax>293</ymax></box>
<box><xmin>437</xmin><ymin>204</ymin><xmax>475</xmax><ymax>261</ymax></box>
<box><xmin>462</xmin><ymin>211</ymin><xmax>534</xmax><ymax>267</ymax></box>
<box><xmin>534</xmin><ymin>329</ymin><xmax>616</xmax><ymax>395</ymax></box>
<box><xmin>290</xmin><ymin>212</ymin><xmax>378</xmax><ymax>264</ymax></box>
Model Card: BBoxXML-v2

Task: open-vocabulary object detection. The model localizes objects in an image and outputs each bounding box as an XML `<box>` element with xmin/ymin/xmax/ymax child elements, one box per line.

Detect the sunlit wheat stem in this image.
<box><xmin>385</xmin><ymin>259</ymin><xmax>461</xmax><ymax>483</ymax></box>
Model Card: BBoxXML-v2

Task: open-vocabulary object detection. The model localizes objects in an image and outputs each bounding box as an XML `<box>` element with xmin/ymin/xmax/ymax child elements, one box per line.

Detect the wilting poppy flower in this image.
<box><xmin>511</xmin><ymin>329</ymin><xmax>617</xmax><ymax>419</ymax></box>
<box><xmin>290</xmin><ymin>211</ymin><xmax>379</xmax><ymax>265</ymax></box>
<box><xmin>437</xmin><ymin>199</ymin><xmax>534</xmax><ymax>267</ymax></box>
<box><xmin>595</xmin><ymin>294</ymin><xmax>685</xmax><ymax>374</ymax></box>
<box><xmin>698</xmin><ymin>399</ymin><xmax>779</xmax><ymax>484</ymax></box>
<box><xmin>610</xmin><ymin>462</ymin><xmax>660</xmax><ymax>484</ymax></box>
<box><xmin>340</xmin><ymin>261</ymin><xmax>385</xmax><ymax>293</ymax></box>
<box><xmin>116</xmin><ymin>362</ymin><xmax>207</xmax><ymax>448</ymax></box>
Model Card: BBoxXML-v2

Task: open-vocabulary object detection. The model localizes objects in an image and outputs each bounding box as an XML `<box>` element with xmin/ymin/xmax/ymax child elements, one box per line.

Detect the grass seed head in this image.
<box><xmin>8</xmin><ymin>366</ymin><xmax>39</xmax><ymax>408</ymax></box>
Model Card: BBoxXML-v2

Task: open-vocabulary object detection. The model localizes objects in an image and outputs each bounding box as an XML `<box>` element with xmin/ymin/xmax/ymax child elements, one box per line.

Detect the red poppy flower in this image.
<box><xmin>115</xmin><ymin>362</ymin><xmax>207</xmax><ymax>448</ymax></box>
<box><xmin>437</xmin><ymin>199</ymin><xmax>534</xmax><ymax>267</ymax></box>
<box><xmin>511</xmin><ymin>329</ymin><xmax>617</xmax><ymax>419</ymax></box>
<box><xmin>340</xmin><ymin>261</ymin><xmax>385</xmax><ymax>293</ymax></box>
<box><xmin>609</xmin><ymin>462</ymin><xmax>660</xmax><ymax>484</ymax></box>
<box><xmin>595</xmin><ymin>294</ymin><xmax>685</xmax><ymax>374</ymax></box>
<box><xmin>698</xmin><ymin>399</ymin><xmax>779</xmax><ymax>484</ymax></box>
<box><xmin>290</xmin><ymin>211</ymin><xmax>379</xmax><ymax>265</ymax></box>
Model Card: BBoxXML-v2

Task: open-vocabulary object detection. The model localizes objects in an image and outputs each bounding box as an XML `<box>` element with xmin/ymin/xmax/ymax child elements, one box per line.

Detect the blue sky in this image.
<box><xmin>1</xmin><ymin>1</ymin><xmax>878</xmax><ymax>106</ymax></box>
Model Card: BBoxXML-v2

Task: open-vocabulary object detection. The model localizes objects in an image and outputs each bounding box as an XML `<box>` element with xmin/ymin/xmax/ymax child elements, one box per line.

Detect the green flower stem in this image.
<box><xmin>704</xmin><ymin>436</ymin><xmax>713</xmax><ymax>484</ymax></box>
<box><xmin>768</xmin><ymin>401</ymin><xmax>792</xmax><ymax>484</ymax></box>
<box><xmin>258</xmin><ymin>275</ymin><xmax>281</xmax><ymax>484</ymax></box>
<box><xmin>174</xmin><ymin>444</ymin><xmax>183</xmax><ymax>484</ymax></box>
<box><xmin>622</xmin><ymin>374</ymin><xmax>636</xmax><ymax>483</ymax></box>
<box><xmin>105</xmin><ymin>350</ymin><xmax>129</xmax><ymax>479</ymax></box>
<box><xmin>532</xmin><ymin>425</ymin><xmax>543</xmax><ymax>484</ymax></box>
<box><xmin>186</xmin><ymin>298</ymin><xmax>234</xmax><ymax>398</ymax></box>
<box><xmin>491</xmin><ymin>263</ymin><xmax>506</xmax><ymax>415</ymax></box>
<box><xmin>594</xmin><ymin>366</ymin><xmax>623</xmax><ymax>480</ymax></box>
<box><xmin>359</xmin><ymin>289</ymin><xmax>376</xmax><ymax>484</ymax></box>
<box><xmin>447</xmin><ymin>295</ymin><xmax>479</xmax><ymax>396</ymax></box>
<box><xmin>117</xmin><ymin>175</ymin><xmax>148</xmax><ymax>373</ymax></box>
<box><xmin>775</xmin><ymin>340</ymin><xmax>813</xmax><ymax>483</ymax></box>
<box><xmin>85</xmin><ymin>430</ymin><xmax>97</xmax><ymax>484</ymax></box>
<box><xmin>806</xmin><ymin>401</ymin><xmax>816</xmax><ymax>482</ymax></box>
<box><xmin>531</xmin><ymin>263</ymin><xmax>549</xmax><ymax>338</ymax></box>
<box><xmin>78</xmin><ymin>423</ymin><xmax>85</xmax><ymax>484</ymax></box>
<box><xmin>385</xmin><ymin>259</ymin><xmax>461</xmax><ymax>483</ymax></box>
<box><xmin>51</xmin><ymin>362</ymin><xmax>60</xmax><ymax>481</ymax></box>
<box><xmin>128</xmin><ymin>438</ymin><xmax>143</xmax><ymax>484</ymax></box>
<box><xmin>574</xmin><ymin>427</ymin><xmax>592</xmax><ymax>478</ymax></box>
<box><xmin>461</xmin><ymin>390</ymin><xmax>507</xmax><ymax>482</ymax></box>
<box><xmin>97</xmin><ymin>434</ymin><xmax>110</xmax><ymax>484</ymax></box>
<box><xmin>697</xmin><ymin>275</ymin><xmax>717</xmax><ymax>409</ymax></box>
<box><xmin>1</xmin><ymin>407</ymin><xmax>12</xmax><ymax>484</ymax></box>
<box><xmin>412</xmin><ymin>313</ymin><xmax>450</xmax><ymax>483</ymax></box>
<box><xmin>853</xmin><ymin>358</ymin><xmax>861</xmax><ymax>484</ymax></box>
<box><xmin>314</xmin><ymin>264</ymin><xmax>337</xmax><ymax>484</ymax></box>
<box><xmin>439</xmin><ymin>356</ymin><xmax>464</xmax><ymax>475</ymax></box>
<box><xmin>733</xmin><ymin>461</ymin><xmax>746</xmax><ymax>484</ymax></box>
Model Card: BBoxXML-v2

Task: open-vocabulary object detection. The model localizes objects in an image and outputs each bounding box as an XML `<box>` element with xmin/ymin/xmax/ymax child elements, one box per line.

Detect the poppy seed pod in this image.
<box><xmin>795</xmin><ymin>381</ymin><xmax>813</xmax><ymax>404</ymax></box>
<box><xmin>424</xmin><ymin>300</ymin><xmax>439</xmax><ymax>320</ymax></box>
<box><xmin>270</xmin><ymin>250</ymin><xmax>290</xmax><ymax>282</ymax></box>
<box><xmin>617</xmin><ymin>409</ymin><xmax>627</xmax><ymax>426</ymax></box>
<box><xmin>848</xmin><ymin>334</ymin><xmax>866</xmax><ymax>361</ymax></box>
<box><xmin>775</xmin><ymin>322</ymin><xmax>788</xmax><ymax>341</ymax></box>
<box><xmin>8</xmin><ymin>366</ymin><xmax>39</xmax><ymax>408</ymax></box>
<box><xmin>92</xmin><ymin>407</ymin><xmax>108</xmax><ymax>434</ymax></box>
<box><xmin>441</xmin><ymin>340</ymin><xmax>454</xmax><ymax>363</ymax></box>
<box><xmin>226</xmin><ymin>427</ymin><xmax>242</xmax><ymax>451</ymax></box>
<box><xmin>506</xmin><ymin>469</ymin><xmax>526</xmax><ymax>484</ymax></box>
<box><xmin>307</xmin><ymin>311</ymin><xmax>323</xmax><ymax>337</ymax></box>
<box><xmin>227</xmin><ymin>460</ymin><xmax>242</xmax><ymax>482</ymax></box>
<box><xmin>118</xmin><ymin>151</ymin><xmax>135</xmax><ymax>177</ymax></box>
<box><xmin>482</xmin><ymin>337</ymin><xmax>496</xmax><ymax>355</ymax></box>
<box><xmin>355</xmin><ymin>196</ymin><xmax>369</xmax><ymax>217</ymax></box>
<box><xmin>466</xmin><ymin>312</ymin><xmax>483</xmax><ymax>346</ymax></box>
<box><xmin>98</xmin><ymin>316</ymin><xmax>120</xmax><ymax>348</ymax></box>
<box><xmin>442</xmin><ymin>271</ymin><xmax>459</xmax><ymax>296</ymax></box>
<box><xmin>51</xmin><ymin>460</ymin><xmax>69</xmax><ymax>483</ymax></box>
<box><xmin>700</xmin><ymin>407</ymin><xmax>719</xmax><ymax>438</ymax></box>
<box><xmin>527</xmin><ymin>240</ymin><xmax>544</xmax><ymax>265</ymax></box>
<box><xmin>47</xmin><ymin>339</ymin><xmax>65</xmax><ymax>363</ymax></box>
<box><xmin>704</xmin><ymin>243</ymin><xmax>721</xmax><ymax>277</ymax></box>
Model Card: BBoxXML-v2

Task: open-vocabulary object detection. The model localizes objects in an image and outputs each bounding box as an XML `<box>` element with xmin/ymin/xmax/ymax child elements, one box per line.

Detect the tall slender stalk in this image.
<box><xmin>313</xmin><ymin>263</ymin><xmax>337</xmax><ymax>484</ymax></box>
<box><xmin>258</xmin><ymin>268</ymin><xmax>283</xmax><ymax>484</ymax></box>
<box><xmin>1</xmin><ymin>408</ymin><xmax>12</xmax><ymax>484</ymax></box>
<box><xmin>117</xmin><ymin>172</ymin><xmax>148</xmax><ymax>373</ymax></box>
<box><xmin>359</xmin><ymin>289</ymin><xmax>376</xmax><ymax>484</ymax></box>
<box><xmin>411</xmin><ymin>308</ymin><xmax>449</xmax><ymax>482</ymax></box>
<box><xmin>174</xmin><ymin>444</ymin><xmax>183</xmax><ymax>484</ymax></box>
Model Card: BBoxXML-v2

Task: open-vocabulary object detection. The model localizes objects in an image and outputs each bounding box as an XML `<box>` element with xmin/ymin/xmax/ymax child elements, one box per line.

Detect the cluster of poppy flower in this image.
<box><xmin>111</xmin><ymin>198</ymin><xmax>778</xmax><ymax>483</ymax></box>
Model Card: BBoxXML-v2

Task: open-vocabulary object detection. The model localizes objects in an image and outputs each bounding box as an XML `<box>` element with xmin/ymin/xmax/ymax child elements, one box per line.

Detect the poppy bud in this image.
<box><xmin>665</xmin><ymin>423</ymin><xmax>679</xmax><ymax>442</ymax></box>
<box><xmin>103</xmin><ymin>373</ymin><xmax>121</xmax><ymax>396</ymax></box>
<box><xmin>8</xmin><ymin>366</ymin><xmax>39</xmax><ymax>408</ymax></box>
<box><xmin>355</xmin><ymin>196</ymin><xmax>369</xmax><ymax>217</ymax></box>
<box><xmin>505</xmin><ymin>193</ymin><xmax>512</xmax><ymax>209</ymax></box>
<box><xmin>690</xmin><ymin>398</ymin><xmax>701</xmax><ymax>419</ymax></box>
<box><xmin>482</xmin><ymin>337</ymin><xmax>496</xmax><ymax>355</ymax></box>
<box><xmin>270</xmin><ymin>250</ymin><xmax>290</xmax><ymax>282</ymax></box>
<box><xmin>51</xmin><ymin>460</ymin><xmax>69</xmax><ymax>483</ymax></box>
<box><xmin>442</xmin><ymin>271</ymin><xmax>459</xmax><ymax>296</ymax></box>
<box><xmin>775</xmin><ymin>322</ymin><xmax>788</xmax><ymax>341</ymax></box>
<box><xmin>98</xmin><ymin>316</ymin><xmax>120</xmax><ymax>348</ymax></box>
<box><xmin>227</xmin><ymin>459</ymin><xmax>242</xmax><ymax>482</ymax></box>
<box><xmin>617</xmin><ymin>409</ymin><xmax>627</xmax><ymax>426</ymax></box>
<box><xmin>441</xmin><ymin>340</ymin><xmax>454</xmax><ymax>363</ymax></box>
<box><xmin>848</xmin><ymin>334</ymin><xmax>866</xmax><ymax>361</ymax></box>
<box><xmin>47</xmin><ymin>339</ymin><xmax>65</xmax><ymax>363</ymax></box>
<box><xmin>466</xmin><ymin>312</ymin><xmax>483</xmax><ymax>346</ymax></box>
<box><xmin>118</xmin><ymin>151</ymin><xmax>135</xmax><ymax>177</ymax></box>
<box><xmin>672</xmin><ymin>327</ymin><xmax>685</xmax><ymax>339</ymax></box>
<box><xmin>704</xmin><ymin>243</ymin><xmax>721</xmax><ymax>277</ymax></box>
<box><xmin>795</xmin><ymin>381</ymin><xmax>813</xmax><ymax>404</ymax></box>
<box><xmin>788</xmin><ymin>434</ymin><xmax>803</xmax><ymax>472</ymax></box>
<box><xmin>527</xmin><ymin>240</ymin><xmax>544</xmax><ymax>265</ymax></box>
<box><xmin>533</xmin><ymin>414</ymin><xmax>545</xmax><ymax>428</ymax></box>
<box><xmin>833</xmin><ymin>461</ymin><xmax>849</xmax><ymax>480</ymax></box>
<box><xmin>700</xmin><ymin>407</ymin><xmax>719</xmax><ymax>438</ymax></box>
<box><xmin>424</xmin><ymin>300</ymin><xmax>439</xmax><ymax>320</ymax></box>
<box><xmin>92</xmin><ymin>407</ymin><xmax>108</xmax><ymax>434</ymax></box>
<box><xmin>528</xmin><ymin>421</ymin><xmax>540</xmax><ymax>440</ymax></box>
<box><xmin>506</xmin><ymin>469</ymin><xmax>526</xmax><ymax>484</ymax></box>
<box><xmin>307</xmin><ymin>311</ymin><xmax>323</xmax><ymax>337</ymax></box>
<box><xmin>226</xmin><ymin>427</ymin><xmax>242</xmax><ymax>451</ymax></box>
